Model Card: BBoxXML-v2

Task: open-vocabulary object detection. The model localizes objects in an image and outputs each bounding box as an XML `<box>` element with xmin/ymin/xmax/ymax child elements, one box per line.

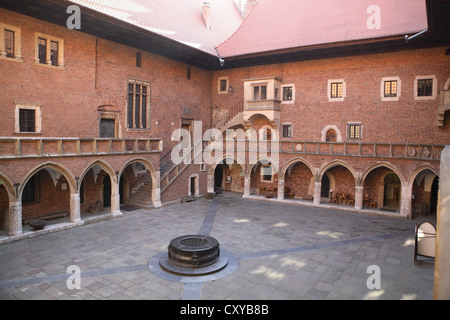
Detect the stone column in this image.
<box><xmin>70</xmin><ymin>192</ymin><xmax>81</xmax><ymax>223</ymax></box>
<box><xmin>207</xmin><ymin>174</ymin><xmax>215</xmax><ymax>193</ymax></box>
<box><xmin>400</xmin><ymin>183</ymin><xmax>412</xmax><ymax>218</ymax></box>
<box><xmin>434</xmin><ymin>145</ymin><xmax>450</xmax><ymax>299</ymax></box>
<box><xmin>278</xmin><ymin>179</ymin><xmax>284</xmax><ymax>200</ymax></box>
<box><xmin>110</xmin><ymin>180</ymin><xmax>122</xmax><ymax>217</ymax></box>
<box><xmin>8</xmin><ymin>201</ymin><xmax>22</xmax><ymax>236</ymax></box>
<box><xmin>153</xmin><ymin>170</ymin><xmax>162</xmax><ymax>208</ymax></box>
<box><xmin>313</xmin><ymin>181</ymin><xmax>321</xmax><ymax>205</ymax></box>
<box><xmin>355</xmin><ymin>185</ymin><xmax>364</xmax><ymax>210</ymax></box>
<box><xmin>243</xmin><ymin>176</ymin><xmax>250</xmax><ymax>197</ymax></box>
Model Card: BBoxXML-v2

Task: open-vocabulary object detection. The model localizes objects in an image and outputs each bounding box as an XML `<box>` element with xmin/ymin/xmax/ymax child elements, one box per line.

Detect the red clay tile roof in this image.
<box><xmin>70</xmin><ymin>0</ymin><xmax>243</xmax><ymax>55</ymax></box>
<box><xmin>217</xmin><ymin>0</ymin><xmax>429</xmax><ymax>58</ymax></box>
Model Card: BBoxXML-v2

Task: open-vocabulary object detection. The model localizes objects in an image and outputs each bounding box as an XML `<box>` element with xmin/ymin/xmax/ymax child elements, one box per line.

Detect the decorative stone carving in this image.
<box><xmin>423</xmin><ymin>147</ymin><xmax>431</xmax><ymax>158</ymax></box>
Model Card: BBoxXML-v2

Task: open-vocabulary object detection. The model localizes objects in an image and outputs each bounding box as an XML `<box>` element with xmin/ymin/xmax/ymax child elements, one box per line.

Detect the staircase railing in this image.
<box><xmin>160</xmin><ymin>139</ymin><xmax>204</xmax><ymax>192</ymax></box>
<box><xmin>212</xmin><ymin>101</ymin><xmax>243</xmax><ymax>130</ymax></box>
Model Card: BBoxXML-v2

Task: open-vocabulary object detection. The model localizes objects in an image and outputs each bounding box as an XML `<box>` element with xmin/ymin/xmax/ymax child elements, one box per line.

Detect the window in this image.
<box><xmin>261</xmin><ymin>165</ymin><xmax>272</xmax><ymax>182</ymax></box>
<box><xmin>187</xmin><ymin>66</ymin><xmax>191</xmax><ymax>79</ymax></box>
<box><xmin>218</xmin><ymin>77</ymin><xmax>228</xmax><ymax>94</ymax></box>
<box><xmin>38</xmin><ymin>38</ymin><xmax>47</xmax><ymax>64</ymax></box>
<box><xmin>282</xmin><ymin>124</ymin><xmax>292</xmax><ymax>138</ymax></box>
<box><xmin>50</xmin><ymin>40</ymin><xmax>59</xmax><ymax>66</ymax></box>
<box><xmin>418</xmin><ymin>79</ymin><xmax>433</xmax><ymax>97</ymax></box>
<box><xmin>19</xmin><ymin>109</ymin><xmax>36</xmax><ymax>132</ymax></box>
<box><xmin>281</xmin><ymin>84</ymin><xmax>295</xmax><ymax>103</ymax></box>
<box><xmin>253</xmin><ymin>85</ymin><xmax>267</xmax><ymax>100</ymax></box>
<box><xmin>384</xmin><ymin>80</ymin><xmax>397</xmax><ymax>97</ymax></box>
<box><xmin>0</xmin><ymin>23</ymin><xmax>21</xmax><ymax>61</ymax></box>
<box><xmin>15</xmin><ymin>103</ymin><xmax>42</xmax><ymax>134</ymax></box>
<box><xmin>22</xmin><ymin>173</ymin><xmax>40</xmax><ymax>204</ymax></box>
<box><xmin>127</xmin><ymin>79</ymin><xmax>150</xmax><ymax>130</ymax></box>
<box><xmin>327</xmin><ymin>79</ymin><xmax>346</xmax><ymax>101</ymax></box>
<box><xmin>4</xmin><ymin>29</ymin><xmax>14</xmax><ymax>58</ymax></box>
<box><xmin>348</xmin><ymin>123</ymin><xmax>361</xmax><ymax>140</ymax></box>
<box><xmin>381</xmin><ymin>77</ymin><xmax>401</xmax><ymax>101</ymax></box>
<box><xmin>136</xmin><ymin>52</ymin><xmax>142</xmax><ymax>68</ymax></box>
<box><xmin>283</xmin><ymin>87</ymin><xmax>293</xmax><ymax>101</ymax></box>
<box><xmin>35</xmin><ymin>33</ymin><xmax>64</xmax><ymax>68</ymax></box>
<box><xmin>414</xmin><ymin>75</ymin><xmax>437</xmax><ymax>100</ymax></box>
<box><xmin>330</xmin><ymin>82</ymin><xmax>343</xmax><ymax>98</ymax></box>
<box><xmin>326</xmin><ymin>129</ymin><xmax>337</xmax><ymax>142</ymax></box>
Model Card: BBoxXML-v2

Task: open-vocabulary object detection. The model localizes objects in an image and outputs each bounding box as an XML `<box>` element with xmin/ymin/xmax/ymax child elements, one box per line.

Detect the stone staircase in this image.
<box><xmin>125</xmin><ymin>180</ymin><xmax>154</xmax><ymax>209</ymax></box>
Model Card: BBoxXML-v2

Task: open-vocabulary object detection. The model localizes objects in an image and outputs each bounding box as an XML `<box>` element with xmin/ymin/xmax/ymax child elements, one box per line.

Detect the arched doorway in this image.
<box><xmin>214</xmin><ymin>165</ymin><xmax>224</xmax><ymax>189</ymax></box>
<box><xmin>321</xmin><ymin>174</ymin><xmax>330</xmax><ymax>198</ymax></box>
<box><xmin>119</xmin><ymin>159</ymin><xmax>159</xmax><ymax>209</ymax></box>
<box><xmin>103</xmin><ymin>174</ymin><xmax>111</xmax><ymax>208</ymax></box>
<box><xmin>79</xmin><ymin>161</ymin><xmax>116</xmax><ymax>215</ymax></box>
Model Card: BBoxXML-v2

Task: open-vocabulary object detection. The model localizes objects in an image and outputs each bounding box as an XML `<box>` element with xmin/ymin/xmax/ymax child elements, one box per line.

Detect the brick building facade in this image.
<box><xmin>0</xmin><ymin>0</ymin><xmax>449</xmax><ymax>238</ymax></box>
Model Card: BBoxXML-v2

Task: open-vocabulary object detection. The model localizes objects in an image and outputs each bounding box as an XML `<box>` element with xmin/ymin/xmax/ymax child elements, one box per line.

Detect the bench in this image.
<box><xmin>22</xmin><ymin>211</ymin><xmax>69</xmax><ymax>225</ymax></box>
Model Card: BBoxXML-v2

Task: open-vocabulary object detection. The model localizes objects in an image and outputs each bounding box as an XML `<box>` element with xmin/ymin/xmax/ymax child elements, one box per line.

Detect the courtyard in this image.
<box><xmin>0</xmin><ymin>192</ymin><xmax>435</xmax><ymax>300</ymax></box>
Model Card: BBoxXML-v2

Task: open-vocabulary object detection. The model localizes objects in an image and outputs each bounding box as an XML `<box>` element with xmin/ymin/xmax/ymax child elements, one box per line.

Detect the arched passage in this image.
<box><xmin>248</xmin><ymin>157</ymin><xmax>279</xmax><ymax>196</ymax></box>
<box><xmin>281</xmin><ymin>158</ymin><xmax>315</xmax><ymax>200</ymax></box>
<box><xmin>361</xmin><ymin>163</ymin><xmax>404</xmax><ymax>212</ymax></box>
<box><xmin>19</xmin><ymin>162</ymin><xmax>77</xmax><ymax>224</ymax></box>
<box><xmin>0</xmin><ymin>172</ymin><xmax>16</xmax><ymax>233</ymax></box>
<box><xmin>79</xmin><ymin>160</ymin><xmax>117</xmax><ymax>216</ymax></box>
<box><xmin>319</xmin><ymin>161</ymin><xmax>357</xmax><ymax>206</ymax></box>
<box><xmin>409</xmin><ymin>167</ymin><xmax>439</xmax><ymax>218</ymax></box>
<box><xmin>118</xmin><ymin>158</ymin><xmax>160</xmax><ymax>209</ymax></box>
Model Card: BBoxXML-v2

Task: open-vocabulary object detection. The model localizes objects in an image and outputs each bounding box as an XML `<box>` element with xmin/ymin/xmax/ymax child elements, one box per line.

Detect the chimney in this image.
<box><xmin>202</xmin><ymin>2</ymin><xmax>211</xmax><ymax>30</ymax></box>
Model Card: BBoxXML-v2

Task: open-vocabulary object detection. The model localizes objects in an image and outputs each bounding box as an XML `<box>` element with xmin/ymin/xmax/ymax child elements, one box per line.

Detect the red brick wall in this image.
<box><xmin>213</xmin><ymin>47</ymin><xmax>450</xmax><ymax>145</ymax></box>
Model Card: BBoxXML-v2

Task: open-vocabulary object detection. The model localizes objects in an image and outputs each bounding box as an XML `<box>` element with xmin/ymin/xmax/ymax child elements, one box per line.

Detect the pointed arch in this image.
<box><xmin>280</xmin><ymin>157</ymin><xmax>316</xmax><ymax>180</ymax></box>
<box><xmin>208</xmin><ymin>153</ymin><xmax>246</xmax><ymax>176</ymax></box>
<box><xmin>79</xmin><ymin>160</ymin><xmax>117</xmax><ymax>191</ymax></box>
<box><xmin>361</xmin><ymin>162</ymin><xmax>405</xmax><ymax>185</ymax></box>
<box><xmin>318</xmin><ymin>160</ymin><xmax>358</xmax><ymax>183</ymax></box>
<box><xmin>408</xmin><ymin>165</ymin><xmax>439</xmax><ymax>185</ymax></box>
<box><xmin>19</xmin><ymin>162</ymin><xmax>76</xmax><ymax>199</ymax></box>
<box><xmin>0</xmin><ymin>170</ymin><xmax>16</xmax><ymax>201</ymax></box>
<box><xmin>246</xmin><ymin>155</ymin><xmax>280</xmax><ymax>177</ymax></box>
<box><xmin>118</xmin><ymin>157</ymin><xmax>157</xmax><ymax>183</ymax></box>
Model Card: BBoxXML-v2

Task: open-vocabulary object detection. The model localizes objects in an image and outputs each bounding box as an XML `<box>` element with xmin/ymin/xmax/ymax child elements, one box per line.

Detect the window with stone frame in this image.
<box><xmin>0</xmin><ymin>23</ymin><xmax>21</xmax><ymax>61</ymax></box>
<box><xmin>19</xmin><ymin>109</ymin><xmax>36</xmax><ymax>132</ymax></box>
<box><xmin>282</xmin><ymin>124</ymin><xmax>292</xmax><ymax>138</ymax></box>
<box><xmin>35</xmin><ymin>33</ymin><xmax>64</xmax><ymax>68</ymax></box>
<box><xmin>417</xmin><ymin>79</ymin><xmax>433</xmax><ymax>97</ymax></box>
<box><xmin>127</xmin><ymin>80</ymin><xmax>150</xmax><ymax>130</ymax></box>
<box><xmin>348</xmin><ymin>123</ymin><xmax>361</xmax><ymax>140</ymax></box>
<box><xmin>330</xmin><ymin>82</ymin><xmax>343</xmax><ymax>98</ymax></box>
<box><xmin>384</xmin><ymin>80</ymin><xmax>397</xmax><ymax>97</ymax></box>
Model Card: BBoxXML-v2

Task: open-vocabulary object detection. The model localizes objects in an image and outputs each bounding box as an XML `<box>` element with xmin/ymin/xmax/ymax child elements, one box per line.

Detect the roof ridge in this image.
<box><xmin>216</xmin><ymin>0</ymin><xmax>261</xmax><ymax>57</ymax></box>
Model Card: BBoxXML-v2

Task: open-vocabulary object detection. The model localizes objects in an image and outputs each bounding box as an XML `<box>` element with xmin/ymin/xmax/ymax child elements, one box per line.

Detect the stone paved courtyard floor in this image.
<box><xmin>0</xmin><ymin>192</ymin><xmax>435</xmax><ymax>300</ymax></box>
